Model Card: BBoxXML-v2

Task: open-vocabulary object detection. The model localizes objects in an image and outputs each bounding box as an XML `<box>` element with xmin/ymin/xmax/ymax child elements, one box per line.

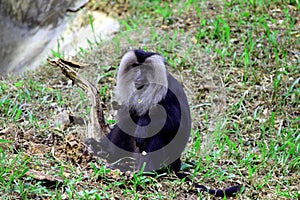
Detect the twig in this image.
<box><xmin>47</xmin><ymin>58</ymin><xmax>110</xmax><ymax>141</ymax></box>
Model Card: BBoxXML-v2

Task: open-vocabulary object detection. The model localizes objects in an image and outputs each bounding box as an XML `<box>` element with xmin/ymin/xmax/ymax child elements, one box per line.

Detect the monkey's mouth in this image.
<box><xmin>135</xmin><ymin>80</ymin><xmax>147</xmax><ymax>90</ymax></box>
<box><xmin>135</xmin><ymin>84</ymin><xmax>145</xmax><ymax>90</ymax></box>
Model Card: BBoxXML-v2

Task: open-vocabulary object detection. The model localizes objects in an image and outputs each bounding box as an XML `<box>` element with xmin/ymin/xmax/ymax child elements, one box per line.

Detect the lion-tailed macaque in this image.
<box><xmin>87</xmin><ymin>49</ymin><xmax>244</xmax><ymax>197</ymax></box>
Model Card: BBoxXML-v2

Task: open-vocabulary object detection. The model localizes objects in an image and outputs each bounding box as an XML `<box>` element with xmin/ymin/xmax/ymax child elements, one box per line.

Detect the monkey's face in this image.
<box><xmin>133</xmin><ymin>64</ymin><xmax>155</xmax><ymax>91</ymax></box>
<box><xmin>116</xmin><ymin>50</ymin><xmax>168</xmax><ymax>115</ymax></box>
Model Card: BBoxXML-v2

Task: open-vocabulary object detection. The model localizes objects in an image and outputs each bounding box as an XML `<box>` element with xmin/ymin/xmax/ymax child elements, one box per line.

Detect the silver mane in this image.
<box><xmin>116</xmin><ymin>50</ymin><xmax>168</xmax><ymax>115</ymax></box>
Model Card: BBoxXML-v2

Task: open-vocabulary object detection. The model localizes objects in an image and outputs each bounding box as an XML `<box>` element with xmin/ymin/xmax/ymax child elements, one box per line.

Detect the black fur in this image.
<box><xmin>134</xmin><ymin>49</ymin><xmax>157</xmax><ymax>63</ymax></box>
<box><xmin>103</xmin><ymin>73</ymin><xmax>190</xmax><ymax>172</ymax></box>
<box><xmin>176</xmin><ymin>172</ymin><xmax>244</xmax><ymax>197</ymax></box>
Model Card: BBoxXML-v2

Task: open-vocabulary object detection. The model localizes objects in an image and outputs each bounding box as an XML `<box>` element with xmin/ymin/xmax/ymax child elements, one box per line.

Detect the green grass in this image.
<box><xmin>0</xmin><ymin>0</ymin><xmax>299</xmax><ymax>199</ymax></box>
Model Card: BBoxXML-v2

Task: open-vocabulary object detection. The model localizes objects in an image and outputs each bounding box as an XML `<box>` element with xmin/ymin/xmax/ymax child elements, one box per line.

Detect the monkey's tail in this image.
<box><xmin>176</xmin><ymin>172</ymin><xmax>245</xmax><ymax>197</ymax></box>
<box><xmin>194</xmin><ymin>183</ymin><xmax>244</xmax><ymax>197</ymax></box>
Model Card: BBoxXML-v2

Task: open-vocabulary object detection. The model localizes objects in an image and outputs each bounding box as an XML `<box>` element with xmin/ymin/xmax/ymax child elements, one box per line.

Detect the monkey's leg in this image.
<box><xmin>136</xmin><ymin>135</ymin><xmax>169</xmax><ymax>172</ymax></box>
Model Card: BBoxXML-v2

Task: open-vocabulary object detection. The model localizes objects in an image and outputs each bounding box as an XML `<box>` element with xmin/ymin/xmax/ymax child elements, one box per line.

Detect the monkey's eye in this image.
<box><xmin>132</xmin><ymin>63</ymin><xmax>140</xmax><ymax>68</ymax></box>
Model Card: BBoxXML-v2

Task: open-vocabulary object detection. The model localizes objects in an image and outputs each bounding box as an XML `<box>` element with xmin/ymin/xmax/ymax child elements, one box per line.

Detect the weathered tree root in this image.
<box><xmin>47</xmin><ymin>58</ymin><xmax>110</xmax><ymax>140</ymax></box>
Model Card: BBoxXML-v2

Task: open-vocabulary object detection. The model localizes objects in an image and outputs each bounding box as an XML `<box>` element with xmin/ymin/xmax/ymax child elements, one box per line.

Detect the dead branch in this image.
<box><xmin>47</xmin><ymin>58</ymin><xmax>110</xmax><ymax>141</ymax></box>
